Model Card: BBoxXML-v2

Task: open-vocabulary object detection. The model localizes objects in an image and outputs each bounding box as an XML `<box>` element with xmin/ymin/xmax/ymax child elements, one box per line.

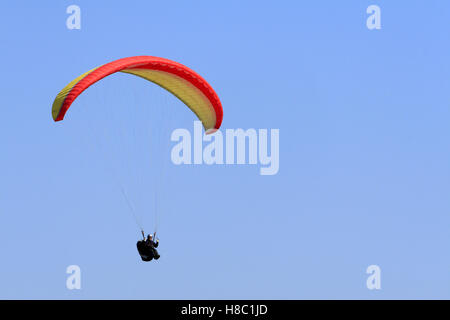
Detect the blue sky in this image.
<box><xmin>1</xmin><ymin>1</ymin><xmax>450</xmax><ymax>299</ymax></box>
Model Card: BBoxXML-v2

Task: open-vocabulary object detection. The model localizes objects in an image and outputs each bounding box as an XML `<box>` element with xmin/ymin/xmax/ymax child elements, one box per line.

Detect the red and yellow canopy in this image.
<box><xmin>52</xmin><ymin>56</ymin><xmax>223</xmax><ymax>133</ymax></box>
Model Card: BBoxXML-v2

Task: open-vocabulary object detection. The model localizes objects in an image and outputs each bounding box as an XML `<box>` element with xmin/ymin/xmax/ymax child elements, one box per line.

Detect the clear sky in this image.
<box><xmin>1</xmin><ymin>1</ymin><xmax>450</xmax><ymax>299</ymax></box>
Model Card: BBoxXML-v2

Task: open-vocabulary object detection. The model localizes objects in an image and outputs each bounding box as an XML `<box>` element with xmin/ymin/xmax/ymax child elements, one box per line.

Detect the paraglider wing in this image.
<box><xmin>52</xmin><ymin>56</ymin><xmax>223</xmax><ymax>132</ymax></box>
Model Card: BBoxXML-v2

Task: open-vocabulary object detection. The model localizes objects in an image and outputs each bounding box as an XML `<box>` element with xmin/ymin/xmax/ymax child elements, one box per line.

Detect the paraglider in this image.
<box><xmin>52</xmin><ymin>56</ymin><xmax>223</xmax><ymax>262</ymax></box>
<box><xmin>137</xmin><ymin>232</ymin><xmax>160</xmax><ymax>262</ymax></box>
<box><xmin>52</xmin><ymin>55</ymin><xmax>223</xmax><ymax>132</ymax></box>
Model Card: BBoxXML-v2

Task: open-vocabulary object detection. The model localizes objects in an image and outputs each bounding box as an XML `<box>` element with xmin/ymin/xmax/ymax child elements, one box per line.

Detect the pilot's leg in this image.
<box><xmin>153</xmin><ymin>248</ymin><xmax>160</xmax><ymax>260</ymax></box>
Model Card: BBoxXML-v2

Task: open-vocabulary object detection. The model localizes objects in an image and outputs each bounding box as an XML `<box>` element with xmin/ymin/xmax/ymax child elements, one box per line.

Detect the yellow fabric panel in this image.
<box><xmin>120</xmin><ymin>68</ymin><xmax>216</xmax><ymax>130</ymax></box>
<box><xmin>52</xmin><ymin>67</ymin><xmax>98</xmax><ymax>121</ymax></box>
